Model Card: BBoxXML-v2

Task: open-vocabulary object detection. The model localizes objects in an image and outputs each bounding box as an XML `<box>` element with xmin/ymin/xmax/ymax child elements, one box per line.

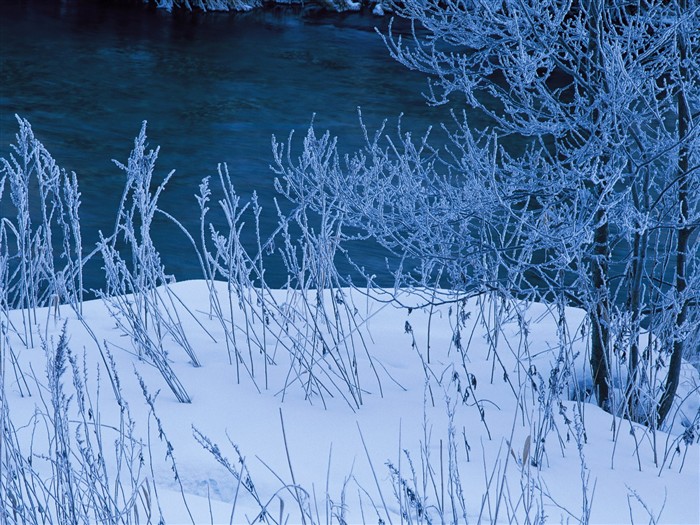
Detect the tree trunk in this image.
<box><xmin>591</xmin><ymin>208</ymin><xmax>611</xmax><ymax>409</ymax></box>
<box><xmin>658</xmin><ymin>0</ymin><xmax>691</xmax><ymax>425</ymax></box>
<box><xmin>626</xmin><ymin>224</ymin><xmax>647</xmax><ymax>419</ymax></box>
<box><xmin>585</xmin><ymin>0</ymin><xmax>611</xmax><ymax>411</ymax></box>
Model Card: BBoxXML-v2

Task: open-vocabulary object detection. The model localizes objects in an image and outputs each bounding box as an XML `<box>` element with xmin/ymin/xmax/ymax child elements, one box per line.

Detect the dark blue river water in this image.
<box><xmin>1</xmin><ymin>0</ymin><xmax>459</xmax><ymax>288</ymax></box>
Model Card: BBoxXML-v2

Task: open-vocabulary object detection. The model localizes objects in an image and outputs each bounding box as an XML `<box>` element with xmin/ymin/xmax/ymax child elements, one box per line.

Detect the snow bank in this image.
<box><xmin>3</xmin><ymin>281</ymin><xmax>698</xmax><ymax>524</ymax></box>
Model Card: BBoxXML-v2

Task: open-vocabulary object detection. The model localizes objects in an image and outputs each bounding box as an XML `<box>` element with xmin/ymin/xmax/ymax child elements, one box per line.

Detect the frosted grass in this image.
<box><xmin>1</xmin><ymin>118</ymin><xmax>698</xmax><ymax>524</ymax></box>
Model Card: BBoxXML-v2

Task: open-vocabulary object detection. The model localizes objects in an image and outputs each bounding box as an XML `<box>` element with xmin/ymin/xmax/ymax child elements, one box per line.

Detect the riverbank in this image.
<box><xmin>144</xmin><ymin>0</ymin><xmax>387</xmax><ymax>15</ymax></box>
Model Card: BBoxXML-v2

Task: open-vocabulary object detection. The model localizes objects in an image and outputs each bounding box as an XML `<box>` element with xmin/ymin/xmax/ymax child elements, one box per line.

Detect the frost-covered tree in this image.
<box><xmin>275</xmin><ymin>0</ymin><xmax>699</xmax><ymax>426</ymax></box>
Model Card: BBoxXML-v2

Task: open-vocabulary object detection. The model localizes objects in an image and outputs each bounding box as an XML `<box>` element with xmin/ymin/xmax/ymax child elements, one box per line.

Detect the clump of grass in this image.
<box><xmin>1</xmin><ymin>116</ymin><xmax>84</xmax><ymax>348</ymax></box>
<box><xmin>1</xmin><ymin>325</ymin><xmax>150</xmax><ymax>524</ymax></box>
<box><xmin>197</xmin><ymin>154</ymin><xmax>382</xmax><ymax>409</ymax></box>
<box><xmin>97</xmin><ymin>122</ymin><xmax>201</xmax><ymax>403</ymax></box>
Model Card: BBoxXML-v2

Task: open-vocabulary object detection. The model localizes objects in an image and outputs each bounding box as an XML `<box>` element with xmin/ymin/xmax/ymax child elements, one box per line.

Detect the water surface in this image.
<box><xmin>1</xmin><ymin>0</ymin><xmax>457</xmax><ymax>287</ymax></box>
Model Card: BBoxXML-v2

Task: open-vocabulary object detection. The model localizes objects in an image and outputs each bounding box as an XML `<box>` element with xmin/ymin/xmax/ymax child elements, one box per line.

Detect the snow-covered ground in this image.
<box><xmin>2</xmin><ymin>281</ymin><xmax>698</xmax><ymax>524</ymax></box>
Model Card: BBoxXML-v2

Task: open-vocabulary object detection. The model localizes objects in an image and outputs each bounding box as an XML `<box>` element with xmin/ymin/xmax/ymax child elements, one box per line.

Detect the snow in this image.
<box><xmin>3</xmin><ymin>281</ymin><xmax>699</xmax><ymax>524</ymax></box>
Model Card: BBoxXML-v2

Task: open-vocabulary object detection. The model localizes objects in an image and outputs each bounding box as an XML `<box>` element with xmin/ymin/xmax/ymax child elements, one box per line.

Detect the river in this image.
<box><xmin>1</xmin><ymin>0</ymin><xmax>460</xmax><ymax>289</ymax></box>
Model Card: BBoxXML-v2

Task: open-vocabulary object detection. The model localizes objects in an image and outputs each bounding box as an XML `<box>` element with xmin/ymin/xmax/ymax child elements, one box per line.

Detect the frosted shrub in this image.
<box><xmin>277</xmin><ymin>0</ymin><xmax>700</xmax><ymax>428</ymax></box>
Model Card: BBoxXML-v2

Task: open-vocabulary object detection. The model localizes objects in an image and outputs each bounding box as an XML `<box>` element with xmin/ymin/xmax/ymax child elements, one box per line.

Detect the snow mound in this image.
<box><xmin>3</xmin><ymin>282</ymin><xmax>698</xmax><ymax>524</ymax></box>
